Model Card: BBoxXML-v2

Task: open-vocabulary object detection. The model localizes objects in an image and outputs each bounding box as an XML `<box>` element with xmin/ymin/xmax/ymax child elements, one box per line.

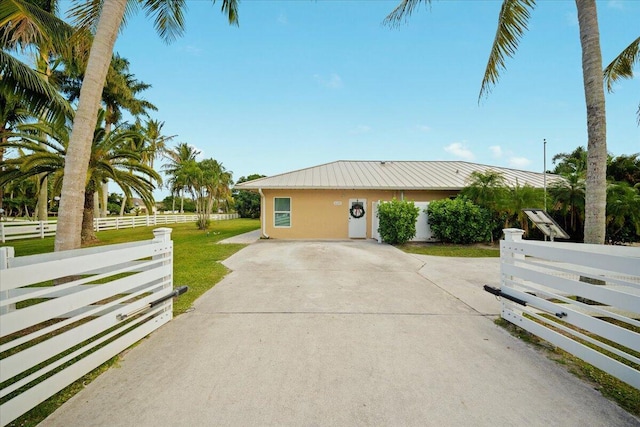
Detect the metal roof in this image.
<box><xmin>235</xmin><ymin>160</ymin><xmax>558</xmax><ymax>190</ymax></box>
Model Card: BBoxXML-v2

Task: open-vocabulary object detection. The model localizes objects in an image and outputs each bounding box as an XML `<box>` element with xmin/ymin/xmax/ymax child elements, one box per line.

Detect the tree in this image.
<box><xmin>386</xmin><ymin>0</ymin><xmax>608</xmax><ymax>244</ymax></box>
<box><xmin>54</xmin><ymin>0</ymin><xmax>239</xmax><ymax>251</ymax></box>
<box><xmin>604</xmin><ymin>36</ymin><xmax>640</xmax><ymax>124</ymax></box>
<box><xmin>234</xmin><ymin>174</ymin><xmax>265</xmax><ymax>218</ymax></box>
<box><xmin>607</xmin><ymin>153</ymin><xmax>640</xmax><ymax>187</ymax></box>
<box><xmin>0</xmin><ymin>0</ymin><xmax>77</xmax><ymax>124</ymax></box>
<box><xmin>163</xmin><ymin>142</ymin><xmax>200</xmax><ymax>213</ymax></box>
<box><xmin>549</xmin><ymin>171</ymin><xmax>585</xmax><ymax>238</ymax></box>
<box><xmin>460</xmin><ymin>170</ymin><xmax>507</xmax><ymax>211</ymax></box>
<box><xmin>502</xmin><ymin>180</ymin><xmax>544</xmax><ymax>233</ymax></box>
<box><xmin>0</xmin><ymin>110</ymin><xmax>160</xmax><ymax>243</ymax></box>
<box><xmin>605</xmin><ymin>181</ymin><xmax>640</xmax><ymax>243</ymax></box>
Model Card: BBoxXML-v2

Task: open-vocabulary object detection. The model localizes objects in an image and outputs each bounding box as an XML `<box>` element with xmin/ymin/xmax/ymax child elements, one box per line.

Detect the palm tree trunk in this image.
<box><xmin>119</xmin><ymin>194</ymin><xmax>127</xmax><ymax>216</ymax></box>
<box><xmin>55</xmin><ymin>0</ymin><xmax>128</xmax><ymax>251</ymax></box>
<box><xmin>576</xmin><ymin>0</ymin><xmax>607</xmax><ymax>245</ymax></box>
<box><xmin>82</xmin><ymin>187</ymin><xmax>99</xmax><ymax>244</ymax></box>
<box><xmin>101</xmin><ymin>182</ymin><xmax>109</xmax><ymax>216</ymax></box>
<box><xmin>37</xmin><ymin>176</ymin><xmax>48</xmax><ymax>220</ymax></box>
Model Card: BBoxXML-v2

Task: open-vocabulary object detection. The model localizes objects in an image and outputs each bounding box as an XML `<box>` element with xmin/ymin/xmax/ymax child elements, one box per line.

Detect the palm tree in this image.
<box><xmin>163</xmin><ymin>142</ymin><xmax>200</xmax><ymax>213</ymax></box>
<box><xmin>606</xmin><ymin>181</ymin><xmax>640</xmax><ymax>243</ymax></box>
<box><xmin>386</xmin><ymin>0</ymin><xmax>608</xmax><ymax>244</ymax></box>
<box><xmin>549</xmin><ymin>171</ymin><xmax>585</xmax><ymax>237</ymax></box>
<box><xmin>502</xmin><ymin>180</ymin><xmax>544</xmax><ymax>234</ymax></box>
<box><xmin>460</xmin><ymin>170</ymin><xmax>507</xmax><ymax>211</ymax></box>
<box><xmin>55</xmin><ymin>0</ymin><xmax>239</xmax><ymax>251</ymax></box>
<box><xmin>141</xmin><ymin>119</ymin><xmax>175</xmax><ymax>169</ymax></box>
<box><xmin>0</xmin><ymin>91</ymin><xmax>31</xmax><ymax>211</ymax></box>
<box><xmin>0</xmin><ymin>111</ymin><xmax>161</xmax><ymax>243</ymax></box>
<box><xmin>0</xmin><ymin>0</ymin><xmax>77</xmax><ymax>123</ymax></box>
<box><xmin>604</xmin><ymin>36</ymin><xmax>639</xmax><ymax>124</ymax></box>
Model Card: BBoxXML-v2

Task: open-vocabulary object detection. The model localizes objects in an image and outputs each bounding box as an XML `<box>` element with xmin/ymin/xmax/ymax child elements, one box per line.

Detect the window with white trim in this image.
<box><xmin>274</xmin><ymin>197</ymin><xmax>291</xmax><ymax>227</ymax></box>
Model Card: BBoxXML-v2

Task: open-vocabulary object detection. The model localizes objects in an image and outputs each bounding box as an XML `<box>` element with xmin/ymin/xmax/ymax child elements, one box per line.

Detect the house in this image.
<box><xmin>235</xmin><ymin>160</ymin><xmax>553</xmax><ymax>240</ymax></box>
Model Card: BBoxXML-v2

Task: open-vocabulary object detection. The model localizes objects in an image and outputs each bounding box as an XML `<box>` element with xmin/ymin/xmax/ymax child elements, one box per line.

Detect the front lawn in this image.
<box><xmin>398</xmin><ymin>242</ymin><xmax>500</xmax><ymax>257</ymax></box>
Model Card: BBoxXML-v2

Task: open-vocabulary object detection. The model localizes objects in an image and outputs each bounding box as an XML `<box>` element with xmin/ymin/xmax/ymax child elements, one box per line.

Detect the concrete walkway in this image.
<box><xmin>41</xmin><ymin>240</ymin><xmax>639</xmax><ymax>426</ymax></box>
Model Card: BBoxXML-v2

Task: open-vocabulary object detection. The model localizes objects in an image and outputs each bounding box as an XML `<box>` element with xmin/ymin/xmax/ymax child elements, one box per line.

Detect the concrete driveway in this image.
<box><xmin>41</xmin><ymin>240</ymin><xmax>638</xmax><ymax>426</ymax></box>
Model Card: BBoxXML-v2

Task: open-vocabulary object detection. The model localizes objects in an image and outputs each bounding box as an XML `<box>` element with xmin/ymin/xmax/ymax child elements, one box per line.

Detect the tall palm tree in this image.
<box><xmin>604</xmin><ymin>36</ymin><xmax>639</xmax><ymax>124</ymax></box>
<box><xmin>386</xmin><ymin>0</ymin><xmax>608</xmax><ymax>244</ymax></box>
<box><xmin>141</xmin><ymin>119</ymin><xmax>175</xmax><ymax>169</ymax></box>
<box><xmin>0</xmin><ymin>110</ymin><xmax>161</xmax><ymax>243</ymax></box>
<box><xmin>0</xmin><ymin>91</ymin><xmax>31</xmax><ymax>211</ymax></box>
<box><xmin>162</xmin><ymin>142</ymin><xmax>200</xmax><ymax>213</ymax></box>
<box><xmin>55</xmin><ymin>0</ymin><xmax>239</xmax><ymax>251</ymax></box>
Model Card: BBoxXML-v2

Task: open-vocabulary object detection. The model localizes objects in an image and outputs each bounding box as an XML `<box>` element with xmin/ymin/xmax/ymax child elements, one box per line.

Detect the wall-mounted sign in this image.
<box><xmin>333</xmin><ymin>201</ymin><xmax>343</xmax><ymax>206</ymax></box>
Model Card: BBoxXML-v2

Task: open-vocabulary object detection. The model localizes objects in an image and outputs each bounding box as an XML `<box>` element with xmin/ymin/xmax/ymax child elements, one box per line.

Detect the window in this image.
<box><xmin>274</xmin><ymin>197</ymin><xmax>291</xmax><ymax>227</ymax></box>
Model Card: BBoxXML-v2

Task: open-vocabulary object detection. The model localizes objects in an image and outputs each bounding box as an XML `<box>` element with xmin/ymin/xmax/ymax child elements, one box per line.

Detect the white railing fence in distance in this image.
<box><xmin>0</xmin><ymin>220</ymin><xmax>58</xmax><ymax>243</ymax></box>
<box><xmin>0</xmin><ymin>228</ymin><xmax>175</xmax><ymax>426</ymax></box>
<box><xmin>499</xmin><ymin>228</ymin><xmax>640</xmax><ymax>390</ymax></box>
<box><xmin>0</xmin><ymin>213</ymin><xmax>240</xmax><ymax>242</ymax></box>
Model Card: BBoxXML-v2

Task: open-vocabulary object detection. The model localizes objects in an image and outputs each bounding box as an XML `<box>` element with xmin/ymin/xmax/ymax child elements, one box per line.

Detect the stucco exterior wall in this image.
<box><xmin>260</xmin><ymin>189</ymin><xmax>457</xmax><ymax>239</ymax></box>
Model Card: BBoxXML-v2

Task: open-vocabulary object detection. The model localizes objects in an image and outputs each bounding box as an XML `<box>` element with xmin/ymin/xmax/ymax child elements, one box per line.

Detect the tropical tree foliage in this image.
<box><xmin>604</xmin><ymin>36</ymin><xmax>640</xmax><ymax>124</ymax></box>
<box><xmin>234</xmin><ymin>174</ymin><xmax>265</xmax><ymax>219</ymax></box>
<box><xmin>385</xmin><ymin>0</ymin><xmax>609</xmax><ymax>244</ymax></box>
<box><xmin>0</xmin><ymin>110</ymin><xmax>161</xmax><ymax>242</ymax></box>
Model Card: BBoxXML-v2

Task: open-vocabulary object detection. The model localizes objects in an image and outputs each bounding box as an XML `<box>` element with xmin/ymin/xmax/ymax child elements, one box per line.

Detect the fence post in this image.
<box><xmin>152</xmin><ymin>228</ymin><xmax>173</xmax><ymax>316</ymax></box>
<box><xmin>0</xmin><ymin>222</ymin><xmax>4</xmax><ymax>243</ymax></box>
<box><xmin>0</xmin><ymin>246</ymin><xmax>16</xmax><ymax>314</ymax></box>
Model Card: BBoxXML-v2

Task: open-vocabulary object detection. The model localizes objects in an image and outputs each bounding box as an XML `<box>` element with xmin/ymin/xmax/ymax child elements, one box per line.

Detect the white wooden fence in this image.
<box><xmin>0</xmin><ymin>228</ymin><xmax>175</xmax><ymax>426</ymax></box>
<box><xmin>0</xmin><ymin>213</ymin><xmax>239</xmax><ymax>242</ymax></box>
<box><xmin>500</xmin><ymin>229</ymin><xmax>640</xmax><ymax>390</ymax></box>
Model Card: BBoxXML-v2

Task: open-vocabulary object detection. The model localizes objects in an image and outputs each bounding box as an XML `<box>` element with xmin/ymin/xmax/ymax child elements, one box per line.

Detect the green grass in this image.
<box><xmin>3</xmin><ymin>218</ymin><xmax>260</xmax><ymax>427</ymax></box>
<box><xmin>495</xmin><ymin>318</ymin><xmax>640</xmax><ymax>416</ymax></box>
<box><xmin>398</xmin><ymin>242</ymin><xmax>500</xmax><ymax>257</ymax></box>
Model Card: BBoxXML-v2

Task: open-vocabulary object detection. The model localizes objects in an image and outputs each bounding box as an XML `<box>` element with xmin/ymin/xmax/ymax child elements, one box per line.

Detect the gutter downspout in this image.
<box><xmin>258</xmin><ymin>188</ymin><xmax>269</xmax><ymax>239</ymax></box>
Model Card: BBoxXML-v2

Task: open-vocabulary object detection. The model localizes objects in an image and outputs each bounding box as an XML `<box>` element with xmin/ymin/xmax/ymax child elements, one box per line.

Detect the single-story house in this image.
<box><xmin>235</xmin><ymin>160</ymin><xmax>554</xmax><ymax>240</ymax></box>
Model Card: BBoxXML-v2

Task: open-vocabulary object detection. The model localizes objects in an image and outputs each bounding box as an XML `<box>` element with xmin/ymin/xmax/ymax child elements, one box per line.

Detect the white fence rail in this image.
<box><xmin>0</xmin><ymin>213</ymin><xmax>239</xmax><ymax>242</ymax></box>
<box><xmin>0</xmin><ymin>228</ymin><xmax>175</xmax><ymax>426</ymax></box>
<box><xmin>499</xmin><ymin>228</ymin><xmax>640</xmax><ymax>390</ymax></box>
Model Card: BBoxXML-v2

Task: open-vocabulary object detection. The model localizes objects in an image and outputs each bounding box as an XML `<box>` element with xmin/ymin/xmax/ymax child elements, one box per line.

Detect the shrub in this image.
<box><xmin>377</xmin><ymin>199</ymin><xmax>420</xmax><ymax>245</ymax></box>
<box><xmin>427</xmin><ymin>198</ymin><xmax>493</xmax><ymax>244</ymax></box>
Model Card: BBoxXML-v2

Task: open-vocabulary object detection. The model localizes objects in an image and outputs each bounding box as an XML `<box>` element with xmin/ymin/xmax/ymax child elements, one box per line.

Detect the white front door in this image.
<box><xmin>348</xmin><ymin>199</ymin><xmax>367</xmax><ymax>238</ymax></box>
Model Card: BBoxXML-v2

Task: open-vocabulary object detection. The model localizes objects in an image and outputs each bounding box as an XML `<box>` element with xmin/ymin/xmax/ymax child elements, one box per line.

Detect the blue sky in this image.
<box><xmin>109</xmin><ymin>0</ymin><xmax>639</xmax><ymax>198</ymax></box>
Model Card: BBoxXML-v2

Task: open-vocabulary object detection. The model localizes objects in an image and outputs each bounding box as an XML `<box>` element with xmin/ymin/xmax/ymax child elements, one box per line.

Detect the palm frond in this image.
<box><xmin>604</xmin><ymin>36</ymin><xmax>640</xmax><ymax>125</ymax></box>
<box><xmin>67</xmin><ymin>0</ymin><xmax>102</xmax><ymax>34</ymax></box>
<box><xmin>141</xmin><ymin>0</ymin><xmax>186</xmax><ymax>44</ymax></box>
<box><xmin>0</xmin><ymin>0</ymin><xmax>75</xmax><ymax>54</ymax></box>
<box><xmin>0</xmin><ymin>50</ymin><xmax>73</xmax><ymax>123</ymax></box>
<box><xmin>383</xmin><ymin>0</ymin><xmax>431</xmax><ymax>28</ymax></box>
<box><xmin>479</xmin><ymin>0</ymin><xmax>536</xmax><ymax>101</ymax></box>
<box><xmin>604</xmin><ymin>37</ymin><xmax>640</xmax><ymax>91</ymax></box>
<box><xmin>217</xmin><ymin>0</ymin><xmax>239</xmax><ymax>26</ymax></box>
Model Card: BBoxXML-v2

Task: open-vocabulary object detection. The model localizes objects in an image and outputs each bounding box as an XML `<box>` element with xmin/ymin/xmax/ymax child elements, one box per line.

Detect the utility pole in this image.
<box><xmin>543</xmin><ymin>138</ymin><xmax>547</xmax><ymax>212</ymax></box>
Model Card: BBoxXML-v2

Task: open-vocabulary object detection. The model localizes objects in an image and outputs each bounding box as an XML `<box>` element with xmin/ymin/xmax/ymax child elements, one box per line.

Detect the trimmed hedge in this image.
<box><xmin>377</xmin><ymin>199</ymin><xmax>420</xmax><ymax>245</ymax></box>
<box><xmin>427</xmin><ymin>198</ymin><xmax>493</xmax><ymax>244</ymax></box>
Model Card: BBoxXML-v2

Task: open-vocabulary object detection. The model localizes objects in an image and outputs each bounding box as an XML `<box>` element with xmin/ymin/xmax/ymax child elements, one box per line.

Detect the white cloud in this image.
<box><xmin>444</xmin><ymin>142</ymin><xmax>474</xmax><ymax>160</ymax></box>
<box><xmin>489</xmin><ymin>145</ymin><xmax>502</xmax><ymax>158</ymax></box>
<box><xmin>277</xmin><ymin>13</ymin><xmax>288</xmax><ymax>24</ymax></box>
<box><xmin>508</xmin><ymin>156</ymin><xmax>531</xmax><ymax>168</ymax></box>
<box><xmin>183</xmin><ymin>45</ymin><xmax>203</xmax><ymax>56</ymax></box>
<box><xmin>314</xmin><ymin>73</ymin><xmax>343</xmax><ymax>89</ymax></box>
<box><xmin>608</xmin><ymin>0</ymin><xmax>624</xmax><ymax>10</ymax></box>
<box><xmin>350</xmin><ymin>125</ymin><xmax>371</xmax><ymax>134</ymax></box>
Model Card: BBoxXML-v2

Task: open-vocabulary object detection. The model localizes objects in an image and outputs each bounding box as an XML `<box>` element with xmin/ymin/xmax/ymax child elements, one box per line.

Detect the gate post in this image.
<box><xmin>0</xmin><ymin>246</ymin><xmax>16</xmax><ymax>314</ymax></box>
<box><xmin>152</xmin><ymin>228</ymin><xmax>174</xmax><ymax>316</ymax></box>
